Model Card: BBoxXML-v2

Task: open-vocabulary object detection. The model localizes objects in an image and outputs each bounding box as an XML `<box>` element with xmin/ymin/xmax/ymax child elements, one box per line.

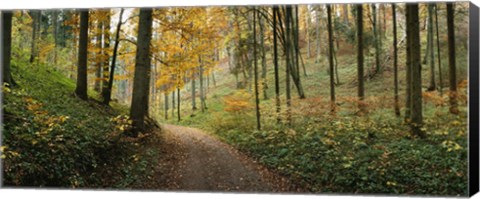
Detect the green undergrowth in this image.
<box><xmin>2</xmin><ymin>60</ymin><xmax>156</xmax><ymax>188</ymax></box>
<box><xmin>210</xmin><ymin>106</ymin><xmax>467</xmax><ymax>196</ymax></box>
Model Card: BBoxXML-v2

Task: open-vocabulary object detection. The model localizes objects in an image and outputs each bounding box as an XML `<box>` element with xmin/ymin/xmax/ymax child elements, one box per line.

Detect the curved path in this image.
<box><xmin>152</xmin><ymin>124</ymin><xmax>298</xmax><ymax>193</ymax></box>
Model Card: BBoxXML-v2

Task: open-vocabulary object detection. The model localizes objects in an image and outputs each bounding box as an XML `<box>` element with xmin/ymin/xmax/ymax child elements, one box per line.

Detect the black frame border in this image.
<box><xmin>469</xmin><ymin>1</ymin><xmax>479</xmax><ymax>197</ymax></box>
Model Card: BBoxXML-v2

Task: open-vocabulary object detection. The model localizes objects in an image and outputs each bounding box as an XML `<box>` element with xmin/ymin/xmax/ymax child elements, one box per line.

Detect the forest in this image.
<box><xmin>1</xmin><ymin>2</ymin><xmax>470</xmax><ymax>196</ymax></box>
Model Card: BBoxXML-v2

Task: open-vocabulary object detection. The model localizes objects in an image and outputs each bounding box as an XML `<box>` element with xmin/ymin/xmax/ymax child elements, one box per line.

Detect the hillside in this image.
<box><xmin>2</xmin><ymin>60</ymin><xmax>159</xmax><ymax>187</ymax></box>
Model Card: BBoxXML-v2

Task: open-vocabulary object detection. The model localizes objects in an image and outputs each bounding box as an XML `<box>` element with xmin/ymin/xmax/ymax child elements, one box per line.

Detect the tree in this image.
<box><xmin>305</xmin><ymin>6</ymin><xmax>312</xmax><ymax>58</ymax></box>
<box><xmin>52</xmin><ymin>10</ymin><xmax>59</xmax><ymax>65</ymax></box>
<box><xmin>75</xmin><ymin>10</ymin><xmax>89</xmax><ymax>100</ymax></box>
<box><xmin>2</xmin><ymin>11</ymin><xmax>15</xmax><ymax>86</ymax></box>
<box><xmin>29</xmin><ymin>10</ymin><xmax>39</xmax><ymax>63</ymax></box>
<box><xmin>199</xmin><ymin>57</ymin><xmax>206</xmax><ymax>112</ymax></box>
<box><xmin>259</xmin><ymin>9</ymin><xmax>268</xmax><ymax>100</ymax></box>
<box><xmin>101</xmin><ymin>10</ymin><xmax>111</xmax><ymax>100</ymax></box>
<box><xmin>315</xmin><ymin>6</ymin><xmax>322</xmax><ymax>63</ymax></box>
<box><xmin>273</xmin><ymin>6</ymin><xmax>281</xmax><ymax>123</ymax></box>
<box><xmin>130</xmin><ymin>8</ymin><xmax>153</xmax><ymax>135</ymax></box>
<box><xmin>164</xmin><ymin>93</ymin><xmax>169</xmax><ymax>120</ymax></box>
<box><xmin>371</xmin><ymin>4</ymin><xmax>381</xmax><ymax>74</ymax></box>
<box><xmin>284</xmin><ymin>7</ymin><xmax>306</xmax><ymax>99</ymax></box>
<box><xmin>446</xmin><ymin>3</ymin><xmax>458</xmax><ymax>114</ymax></box>
<box><xmin>356</xmin><ymin>5</ymin><xmax>364</xmax><ymax>113</ymax></box>
<box><xmin>284</xmin><ymin>6</ymin><xmax>293</xmax><ymax>125</ymax></box>
<box><xmin>94</xmin><ymin>11</ymin><xmax>103</xmax><ymax>92</ymax></box>
<box><xmin>327</xmin><ymin>5</ymin><xmax>336</xmax><ymax>113</ymax></box>
<box><xmin>406</xmin><ymin>4</ymin><xmax>426</xmax><ymax>138</ymax></box>
<box><xmin>191</xmin><ymin>69</ymin><xmax>197</xmax><ymax>111</ymax></box>
<box><xmin>427</xmin><ymin>4</ymin><xmax>436</xmax><ymax>91</ymax></box>
<box><xmin>434</xmin><ymin>5</ymin><xmax>443</xmax><ymax>95</ymax></box>
<box><xmin>392</xmin><ymin>4</ymin><xmax>400</xmax><ymax>116</ymax></box>
<box><xmin>103</xmin><ymin>8</ymin><xmax>124</xmax><ymax>105</ymax></box>
<box><xmin>177</xmin><ymin>87</ymin><xmax>181</xmax><ymax>121</ymax></box>
<box><xmin>253</xmin><ymin>7</ymin><xmax>261</xmax><ymax>130</ymax></box>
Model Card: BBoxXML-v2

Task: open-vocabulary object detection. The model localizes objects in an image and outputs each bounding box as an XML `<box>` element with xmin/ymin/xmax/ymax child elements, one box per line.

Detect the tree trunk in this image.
<box><xmin>2</xmin><ymin>11</ymin><xmax>15</xmax><ymax>86</ymax></box>
<box><xmin>306</xmin><ymin>7</ymin><xmax>311</xmax><ymax>58</ymax></box>
<box><xmin>94</xmin><ymin>14</ymin><xmax>103</xmax><ymax>93</ymax></box>
<box><xmin>29</xmin><ymin>10</ymin><xmax>38</xmax><ymax>63</ymax></box>
<box><xmin>199</xmin><ymin>58</ymin><xmax>205</xmax><ymax>113</ymax></box>
<box><xmin>327</xmin><ymin>5</ymin><xmax>336</xmax><ymax>113</ymax></box>
<box><xmin>356</xmin><ymin>5</ymin><xmax>364</xmax><ymax>113</ymax></box>
<box><xmin>101</xmin><ymin>10</ymin><xmax>111</xmax><ymax>102</ymax></box>
<box><xmin>343</xmin><ymin>4</ymin><xmax>349</xmax><ymax>24</ymax></box>
<box><xmin>191</xmin><ymin>69</ymin><xmax>197</xmax><ymax>111</ymax></box>
<box><xmin>259</xmin><ymin>10</ymin><xmax>268</xmax><ymax>100</ymax></box>
<box><xmin>406</xmin><ymin>4</ymin><xmax>426</xmax><ymax>138</ymax></box>
<box><xmin>372</xmin><ymin>4</ymin><xmax>381</xmax><ymax>74</ymax></box>
<box><xmin>130</xmin><ymin>8</ymin><xmax>153</xmax><ymax>136</ymax></box>
<box><xmin>333</xmin><ymin>41</ymin><xmax>339</xmax><ymax>85</ymax></box>
<box><xmin>285</xmin><ymin>6</ymin><xmax>293</xmax><ymax>125</ymax></box>
<box><xmin>177</xmin><ymin>87</ymin><xmax>181</xmax><ymax>121</ymax></box>
<box><xmin>446</xmin><ymin>3</ymin><xmax>458</xmax><ymax>114</ymax></box>
<box><xmin>172</xmin><ymin>89</ymin><xmax>175</xmax><ymax>118</ymax></box>
<box><xmin>294</xmin><ymin>6</ymin><xmax>300</xmax><ymax>78</ymax></box>
<box><xmin>103</xmin><ymin>9</ymin><xmax>123</xmax><ymax>105</ymax></box>
<box><xmin>273</xmin><ymin>6</ymin><xmax>281</xmax><ymax>123</ymax></box>
<box><xmin>404</xmin><ymin>4</ymin><xmax>412</xmax><ymax>121</ymax></box>
<box><xmin>435</xmin><ymin>5</ymin><xmax>443</xmax><ymax>95</ymax></box>
<box><xmin>427</xmin><ymin>4</ymin><xmax>436</xmax><ymax>91</ymax></box>
<box><xmin>75</xmin><ymin>10</ymin><xmax>89</xmax><ymax>100</ymax></box>
<box><xmin>392</xmin><ymin>4</ymin><xmax>400</xmax><ymax>116</ymax></box>
<box><xmin>315</xmin><ymin>6</ymin><xmax>321</xmax><ymax>63</ymax></box>
<box><xmin>164</xmin><ymin>93</ymin><xmax>169</xmax><ymax>120</ymax></box>
<box><xmin>254</xmin><ymin>8</ymin><xmax>261</xmax><ymax>130</ymax></box>
<box><xmin>53</xmin><ymin>10</ymin><xmax>58</xmax><ymax>65</ymax></box>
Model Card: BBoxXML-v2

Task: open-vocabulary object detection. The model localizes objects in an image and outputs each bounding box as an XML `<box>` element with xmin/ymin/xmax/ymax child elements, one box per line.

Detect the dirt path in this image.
<box><xmin>152</xmin><ymin>124</ymin><xmax>298</xmax><ymax>193</ymax></box>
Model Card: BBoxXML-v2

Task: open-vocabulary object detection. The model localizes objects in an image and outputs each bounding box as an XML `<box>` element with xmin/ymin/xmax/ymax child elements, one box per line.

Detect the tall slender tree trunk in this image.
<box><xmin>406</xmin><ymin>4</ymin><xmax>426</xmax><ymax>138</ymax></box>
<box><xmin>29</xmin><ymin>10</ymin><xmax>38</xmax><ymax>63</ymax></box>
<box><xmin>164</xmin><ymin>93</ymin><xmax>169</xmax><ymax>120</ymax></box>
<box><xmin>53</xmin><ymin>11</ymin><xmax>58</xmax><ymax>65</ymax></box>
<box><xmin>75</xmin><ymin>10</ymin><xmax>89</xmax><ymax>100</ymax></box>
<box><xmin>177</xmin><ymin>87</ymin><xmax>181</xmax><ymax>121</ymax></box>
<box><xmin>392</xmin><ymin>4</ymin><xmax>400</xmax><ymax>116</ymax></box>
<box><xmin>254</xmin><ymin>8</ymin><xmax>261</xmax><ymax>130</ymax></box>
<box><xmin>294</xmin><ymin>6</ymin><xmax>300</xmax><ymax>78</ymax></box>
<box><xmin>285</xmin><ymin>6</ymin><xmax>293</xmax><ymax>125</ymax></box>
<box><xmin>343</xmin><ymin>4</ymin><xmax>349</xmax><ymax>24</ymax></box>
<box><xmin>315</xmin><ymin>7</ymin><xmax>321</xmax><ymax>63</ymax></box>
<box><xmin>101</xmin><ymin>10</ymin><xmax>111</xmax><ymax>102</ymax></box>
<box><xmin>446</xmin><ymin>3</ymin><xmax>458</xmax><ymax>114</ymax></box>
<box><xmin>435</xmin><ymin>5</ymin><xmax>443</xmax><ymax>95</ymax></box>
<box><xmin>103</xmin><ymin>9</ymin><xmax>123</xmax><ymax>105</ymax></box>
<box><xmin>259</xmin><ymin>10</ymin><xmax>268</xmax><ymax>100</ymax></box>
<box><xmin>327</xmin><ymin>5</ymin><xmax>336</xmax><ymax>113</ymax></box>
<box><xmin>273</xmin><ymin>6</ymin><xmax>281</xmax><ymax>123</ymax></box>
<box><xmin>422</xmin><ymin>15</ymin><xmax>430</xmax><ymax>65</ymax></box>
<box><xmin>172</xmin><ymin>89</ymin><xmax>175</xmax><ymax>118</ymax></box>
<box><xmin>427</xmin><ymin>4</ymin><xmax>436</xmax><ymax>91</ymax></box>
<box><xmin>191</xmin><ymin>69</ymin><xmax>197</xmax><ymax>111</ymax></box>
<box><xmin>404</xmin><ymin>5</ymin><xmax>412</xmax><ymax>121</ymax></box>
<box><xmin>130</xmin><ymin>8</ymin><xmax>153</xmax><ymax>136</ymax></box>
<box><xmin>2</xmin><ymin>11</ymin><xmax>15</xmax><ymax>86</ymax></box>
<box><xmin>199</xmin><ymin>57</ymin><xmax>205</xmax><ymax>113</ymax></box>
<box><xmin>306</xmin><ymin>7</ymin><xmax>311</xmax><ymax>58</ymax></box>
<box><xmin>94</xmin><ymin>14</ymin><xmax>103</xmax><ymax>92</ymax></box>
<box><xmin>372</xmin><ymin>4</ymin><xmax>381</xmax><ymax>74</ymax></box>
<box><xmin>356</xmin><ymin>5</ymin><xmax>364</xmax><ymax>113</ymax></box>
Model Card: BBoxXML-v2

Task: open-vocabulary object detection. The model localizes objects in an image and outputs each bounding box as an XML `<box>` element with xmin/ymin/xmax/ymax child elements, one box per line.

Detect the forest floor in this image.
<box><xmin>143</xmin><ymin>124</ymin><xmax>301</xmax><ymax>193</ymax></box>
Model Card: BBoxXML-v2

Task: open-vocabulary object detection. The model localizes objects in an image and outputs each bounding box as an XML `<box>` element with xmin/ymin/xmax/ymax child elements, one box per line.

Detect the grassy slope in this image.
<box><xmin>2</xmin><ymin>60</ymin><xmax>157</xmax><ymax>188</ymax></box>
<box><xmin>170</xmin><ymin>36</ymin><xmax>468</xmax><ymax>195</ymax></box>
